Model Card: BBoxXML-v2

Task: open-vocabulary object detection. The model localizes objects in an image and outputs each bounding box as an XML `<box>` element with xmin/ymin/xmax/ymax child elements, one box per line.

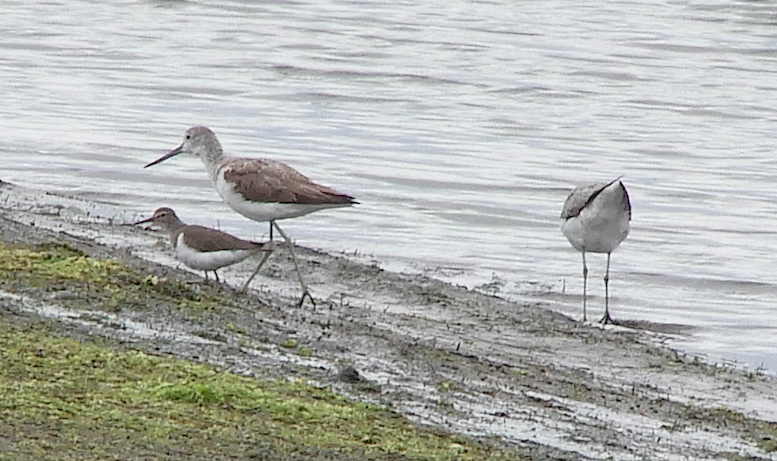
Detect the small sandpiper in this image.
<box><xmin>561</xmin><ymin>178</ymin><xmax>631</xmax><ymax>324</ymax></box>
<box><xmin>135</xmin><ymin>207</ymin><xmax>273</xmax><ymax>284</ymax></box>
<box><xmin>144</xmin><ymin>126</ymin><xmax>357</xmax><ymax>306</ymax></box>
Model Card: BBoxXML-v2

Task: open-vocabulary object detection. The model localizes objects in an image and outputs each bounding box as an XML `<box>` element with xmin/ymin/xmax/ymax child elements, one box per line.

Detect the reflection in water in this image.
<box><xmin>1</xmin><ymin>0</ymin><xmax>777</xmax><ymax>371</ymax></box>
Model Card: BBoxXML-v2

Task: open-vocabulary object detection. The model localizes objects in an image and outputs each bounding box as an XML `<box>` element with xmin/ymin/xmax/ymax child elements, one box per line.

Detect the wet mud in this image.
<box><xmin>1</xmin><ymin>180</ymin><xmax>776</xmax><ymax>461</ymax></box>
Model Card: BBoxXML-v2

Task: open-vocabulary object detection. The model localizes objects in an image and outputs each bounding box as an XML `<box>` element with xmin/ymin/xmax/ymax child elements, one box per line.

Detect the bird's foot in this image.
<box><xmin>201</xmin><ymin>277</ymin><xmax>220</xmax><ymax>286</ymax></box>
<box><xmin>296</xmin><ymin>289</ymin><xmax>316</xmax><ymax>308</ymax></box>
<box><xmin>600</xmin><ymin>312</ymin><xmax>618</xmax><ymax>325</ymax></box>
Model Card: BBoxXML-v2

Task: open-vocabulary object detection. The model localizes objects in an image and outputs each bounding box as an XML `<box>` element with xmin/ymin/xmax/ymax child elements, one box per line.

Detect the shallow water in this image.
<box><xmin>2</xmin><ymin>0</ymin><xmax>777</xmax><ymax>370</ymax></box>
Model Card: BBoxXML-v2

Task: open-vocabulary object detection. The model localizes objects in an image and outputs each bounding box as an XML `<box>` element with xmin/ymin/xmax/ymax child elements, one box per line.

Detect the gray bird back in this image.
<box><xmin>561</xmin><ymin>178</ymin><xmax>631</xmax><ymax>219</ymax></box>
<box><xmin>222</xmin><ymin>158</ymin><xmax>357</xmax><ymax>205</ymax></box>
<box><xmin>179</xmin><ymin>225</ymin><xmax>264</xmax><ymax>253</ymax></box>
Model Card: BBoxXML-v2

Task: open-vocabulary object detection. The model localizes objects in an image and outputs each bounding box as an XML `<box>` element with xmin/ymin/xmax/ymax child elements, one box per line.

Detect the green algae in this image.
<box><xmin>0</xmin><ymin>242</ymin><xmax>236</xmax><ymax>313</ymax></box>
<box><xmin>0</xmin><ymin>242</ymin><xmax>519</xmax><ymax>460</ymax></box>
<box><xmin>0</xmin><ymin>321</ymin><xmax>515</xmax><ymax>461</ymax></box>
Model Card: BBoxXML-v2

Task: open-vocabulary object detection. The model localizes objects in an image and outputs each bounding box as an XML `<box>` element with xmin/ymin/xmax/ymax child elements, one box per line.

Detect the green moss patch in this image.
<box><xmin>0</xmin><ymin>242</ymin><xmax>519</xmax><ymax>460</ymax></box>
<box><xmin>0</xmin><ymin>321</ymin><xmax>515</xmax><ymax>461</ymax></box>
<box><xmin>0</xmin><ymin>242</ymin><xmax>233</xmax><ymax>313</ymax></box>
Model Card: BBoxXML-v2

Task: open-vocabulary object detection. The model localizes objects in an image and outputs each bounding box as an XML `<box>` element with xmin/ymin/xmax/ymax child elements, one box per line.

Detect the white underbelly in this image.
<box><xmin>561</xmin><ymin>213</ymin><xmax>630</xmax><ymax>254</ymax></box>
<box><xmin>214</xmin><ymin>175</ymin><xmax>348</xmax><ymax>222</ymax></box>
<box><xmin>175</xmin><ymin>237</ymin><xmax>254</xmax><ymax>271</ymax></box>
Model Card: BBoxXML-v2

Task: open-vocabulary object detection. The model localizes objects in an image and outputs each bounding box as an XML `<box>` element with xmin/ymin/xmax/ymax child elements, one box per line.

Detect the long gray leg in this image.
<box><xmin>241</xmin><ymin>249</ymin><xmax>273</xmax><ymax>292</ymax></box>
<box><xmin>272</xmin><ymin>221</ymin><xmax>313</xmax><ymax>307</ymax></box>
<box><xmin>582</xmin><ymin>251</ymin><xmax>588</xmax><ymax>322</ymax></box>
<box><xmin>601</xmin><ymin>252</ymin><xmax>614</xmax><ymax>325</ymax></box>
<box><xmin>241</xmin><ymin>221</ymin><xmax>277</xmax><ymax>292</ymax></box>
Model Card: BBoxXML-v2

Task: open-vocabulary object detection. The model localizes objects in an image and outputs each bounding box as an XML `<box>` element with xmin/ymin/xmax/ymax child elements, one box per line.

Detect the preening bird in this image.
<box><xmin>561</xmin><ymin>178</ymin><xmax>631</xmax><ymax>324</ymax></box>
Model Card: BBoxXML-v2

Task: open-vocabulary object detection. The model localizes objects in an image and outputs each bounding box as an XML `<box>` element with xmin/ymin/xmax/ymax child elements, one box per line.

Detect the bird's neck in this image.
<box><xmin>198</xmin><ymin>146</ymin><xmax>226</xmax><ymax>182</ymax></box>
<box><xmin>596</xmin><ymin>182</ymin><xmax>629</xmax><ymax>217</ymax></box>
<box><xmin>166</xmin><ymin>221</ymin><xmax>187</xmax><ymax>247</ymax></box>
<box><xmin>600</xmin><ymin>181</ymin><xmax>624</xmax><ymax>203</ymax></box>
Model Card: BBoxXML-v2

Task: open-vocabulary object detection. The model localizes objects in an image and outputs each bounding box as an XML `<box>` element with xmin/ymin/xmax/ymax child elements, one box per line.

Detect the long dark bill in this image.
<box><xmin>144</xmin><ymin>144</ymin><xmax>184</xmax><ymax>168</ymax></box>
<box><xmin>132</xmin><ymin>216</ymin><xmax>156</xmax><ymax>226</ymax></box>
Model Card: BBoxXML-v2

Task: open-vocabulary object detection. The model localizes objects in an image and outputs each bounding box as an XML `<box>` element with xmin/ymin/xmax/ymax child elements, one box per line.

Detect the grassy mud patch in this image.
<box><xmin>0</xmin><ymin>242</ymin><xmax>235</xmax><ymax>313</ymax></box>
<box><xmin>3</xmin><ymin>195</ymin><xmax>777</xmax><ymax>460</ymax></box>
<box><xmin>0</xmin><ymin>242</ymin><xmax>520</xmax><ymax>460</ymax></box>
<box><xmin>0</xmin><ymin>321</ymin><xmax>515</xmax><ymax>461</ymax></box>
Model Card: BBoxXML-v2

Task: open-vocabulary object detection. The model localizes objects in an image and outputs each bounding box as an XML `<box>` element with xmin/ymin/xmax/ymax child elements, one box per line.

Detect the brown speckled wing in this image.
<box><xmin>222</xmin><ymin>158</ymin><xmax>357</xmax><ymax>205</ymax></box>
<box><xmin>181</xmin><ymin>225</ymin><xmax>264</xmax><ymax>253</ymax></box>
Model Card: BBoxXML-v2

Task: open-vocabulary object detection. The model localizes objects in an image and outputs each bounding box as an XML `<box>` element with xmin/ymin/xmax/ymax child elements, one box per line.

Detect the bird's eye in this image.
<box><xmin>186</xmin><ymin>134</ymin><xmax>191</xmax><ymax>140</ymax></box>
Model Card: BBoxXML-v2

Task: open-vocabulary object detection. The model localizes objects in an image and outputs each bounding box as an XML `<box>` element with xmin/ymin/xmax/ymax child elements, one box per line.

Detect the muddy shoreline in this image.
<box><xmin>1</xmin><ymin>180</ymin><xmax>776</xmax><ymax>461</ymax></box>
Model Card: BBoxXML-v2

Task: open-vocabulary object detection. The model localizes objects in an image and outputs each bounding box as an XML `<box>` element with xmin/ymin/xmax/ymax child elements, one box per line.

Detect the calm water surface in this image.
<box><xmin>2</xmin><ymin>0</ymin><xmax>777</xmax><ymax>370</ymax></box>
